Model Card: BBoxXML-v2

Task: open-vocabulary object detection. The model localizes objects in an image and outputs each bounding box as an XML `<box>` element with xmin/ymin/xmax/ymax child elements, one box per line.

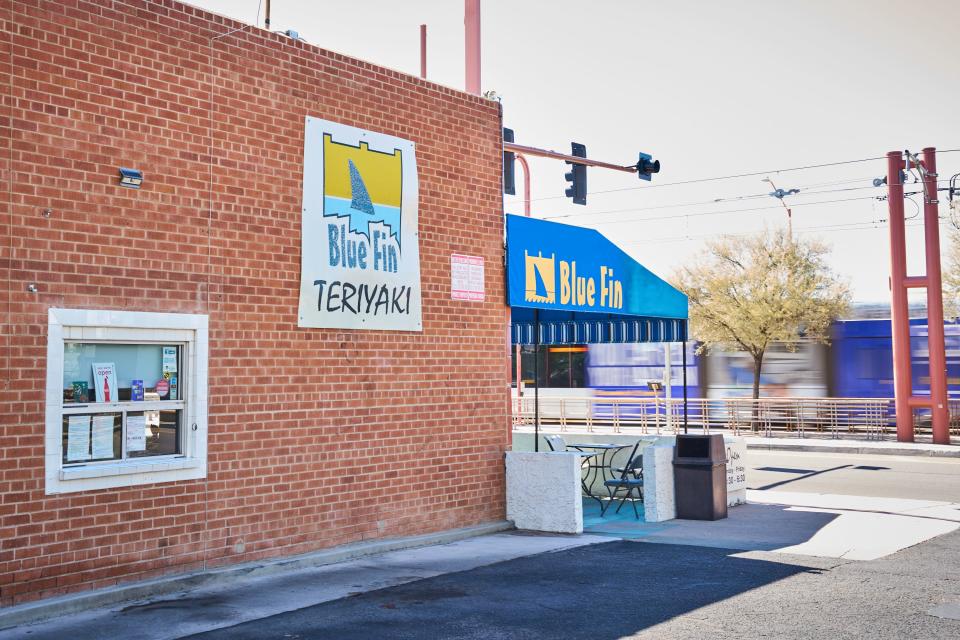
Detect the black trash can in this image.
<box><xmin>673</xmin><ymin>434</ymin><xmax>728</xmax><ymax>520</ymax></box>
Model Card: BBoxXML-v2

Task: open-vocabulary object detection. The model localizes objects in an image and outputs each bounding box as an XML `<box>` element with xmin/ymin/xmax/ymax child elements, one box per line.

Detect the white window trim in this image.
<box><xmin>45</xmin><ymin>308</ymin><xmax>208</xmax><ymax>494</ymax></box>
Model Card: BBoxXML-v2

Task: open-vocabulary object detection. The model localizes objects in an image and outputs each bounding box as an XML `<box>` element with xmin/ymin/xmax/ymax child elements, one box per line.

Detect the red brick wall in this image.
<box><xmin>0</xmin><ymin>0</ymin><xmax>508</xmax><ymax>605</ymax></box>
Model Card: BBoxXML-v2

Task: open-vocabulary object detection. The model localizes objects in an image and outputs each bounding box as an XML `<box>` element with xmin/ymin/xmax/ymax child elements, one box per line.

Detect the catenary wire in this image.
<box><xmin>540</xmin><ymin>179</ymin><xmax>948</xmax><ymax>222</ymax></box>
<box><xmin>550</xmin><ymin>192</ymin><xmax>938</xmax><ymax>228</ymax></box>
<box><xmin>523</xmin><ymin>148</ymin><xmax>960</xmax><ymax>203</ymax></box>
<box><xmin>625</xmin><ymin>219</ymin><xmax>944</xmax><ymax>246</ymax></box>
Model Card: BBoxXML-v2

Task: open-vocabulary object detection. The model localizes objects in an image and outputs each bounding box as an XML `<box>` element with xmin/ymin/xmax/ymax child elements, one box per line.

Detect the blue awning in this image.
<box><xmin>506</xmin><ymin>215</ymin><xmax>688</xmax><ymax>345</ymax></box>
<box><xmin>511</xmin><ymin>308</ymin><xmax>687</xmax><ymax>345</ymax></box>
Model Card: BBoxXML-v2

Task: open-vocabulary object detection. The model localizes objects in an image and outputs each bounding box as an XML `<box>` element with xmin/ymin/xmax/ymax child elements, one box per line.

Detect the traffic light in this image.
<box><xmin>636</xmin><ymin>152</ymin><xmax>660</xmax><ymax>181</ymax></box>
<box><xmin>564</xmin><ymin>142</ymin><xmax>587</xmax><ymax>205</ymax></box>
<box><xmin>503</xmin><ymin>128</ymin><xmax>516</xmax><ymax>195</ymax></box>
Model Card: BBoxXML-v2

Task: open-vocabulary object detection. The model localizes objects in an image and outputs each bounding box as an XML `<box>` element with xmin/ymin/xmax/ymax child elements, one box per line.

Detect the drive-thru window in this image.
<box><xmin>44</xmin><ymin>309</ymin><xmax>209</xmax><ymax>494</ymax></box>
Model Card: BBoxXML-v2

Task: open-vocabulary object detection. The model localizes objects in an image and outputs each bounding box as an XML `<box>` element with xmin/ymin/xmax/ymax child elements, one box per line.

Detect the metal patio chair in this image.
<box><xmin>600</xmin><ymin>441</ymin><xmax>644</xmax><ymax>519</ymax></box>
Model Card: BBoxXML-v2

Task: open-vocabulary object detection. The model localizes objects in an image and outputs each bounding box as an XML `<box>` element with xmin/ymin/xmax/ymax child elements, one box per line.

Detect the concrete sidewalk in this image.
<box><xmin>0</xmin><ymin>530</ymin><xmax>609</xmax><ymax>640</ymax></box>
<box><xmin>745</xmin><ymin>435</ymin><xmax>960</xmax><ymax>457</ymax></box>
<box><xmin>581</xmin><ymin>489</ymin><xmax>960</xmax><ymax>561</ymax></box>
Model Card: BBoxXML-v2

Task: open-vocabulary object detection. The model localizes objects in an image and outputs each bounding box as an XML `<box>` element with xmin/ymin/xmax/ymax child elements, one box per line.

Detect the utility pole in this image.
<box><xmin>465</xmin><ymin>0</ymin><xmax>481</xmax><ymax>95</ymax></box>
<box><xmin>420</xmin><ymin>25</ymin><xmax>427</xmax><ymax>79</ymax></box>
<box><xmin>886</xmin><ymin>148</ymin><xmax>950</xmax><ymax>444</ymax></box>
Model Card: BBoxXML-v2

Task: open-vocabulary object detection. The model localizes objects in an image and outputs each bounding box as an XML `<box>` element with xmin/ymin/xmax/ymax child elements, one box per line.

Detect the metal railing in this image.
<box><xmin>513</xmin><ymin>396</ymin><xmax>960</xmax><ymax>440</ymax></box>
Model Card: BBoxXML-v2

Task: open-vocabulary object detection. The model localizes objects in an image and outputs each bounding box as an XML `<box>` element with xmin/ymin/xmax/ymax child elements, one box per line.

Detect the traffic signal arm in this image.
<box><xmin>503</xmin><ymin>141</ymin><xmax>638</xmax><ymax>173</ymax></box>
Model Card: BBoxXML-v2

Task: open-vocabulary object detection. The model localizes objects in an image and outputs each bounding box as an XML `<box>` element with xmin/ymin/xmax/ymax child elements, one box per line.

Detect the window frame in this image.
<box><xmin>45</xmin><ymin>309</ymin><xmax>208</xmax><ymax>494</ymax></box>
<box><xmin>60</xmin><ymin>340</ymin><xmax>187</xmax><ymax>464</ymax></box>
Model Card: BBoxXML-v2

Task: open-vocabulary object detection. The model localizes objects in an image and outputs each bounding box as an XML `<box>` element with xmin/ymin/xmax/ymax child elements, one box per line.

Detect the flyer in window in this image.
<box><xmin>162</xmin><ymin>346</ymin><xmax>178</xmax><ymax>374</ymax></box>
<box><xmin>126</xmin><ymin>414</ymin><xmax>147</xmax><ymax>452</ymax></box>
<box><xmin>131</xmin><ymin>379</ymin><xmax>144</xmax><ymax>401</ymax></box>
<box><xmin>66</xmin><ymin>415</ymin><xmax>91</xmax><ymax>461</ymax></box>
<box><xmin>91</xmin><ymin>363</ymin><xmax>117</xmax><ymax>403</ymax></box>
<box><xmin>91</xmin><ymin>415</ymin><xmax>115</xmax><ymax>459</ymax></box>
<box><xmin>71</xmin><ymin>381</ymin><xmax>88</xmax><ymax>403</ymax></box>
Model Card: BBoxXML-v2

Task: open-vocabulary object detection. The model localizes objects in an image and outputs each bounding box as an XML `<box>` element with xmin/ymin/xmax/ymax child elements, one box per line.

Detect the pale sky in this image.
<box><xmin>189</xmin><ymin>0</ymin><xmax>960</xmax><ymax>303</ymax></box>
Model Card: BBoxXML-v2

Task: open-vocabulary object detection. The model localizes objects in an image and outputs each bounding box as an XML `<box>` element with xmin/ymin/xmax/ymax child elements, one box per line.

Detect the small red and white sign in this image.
<box><xmin>155</xmin><ymin>379</ymin><xmax>170</xmax><ymax>399</ymax></box>
<box><xmin>451</xmin><ymin>254</ymin><xmax>485</xmax><ymax>302</ymax></box>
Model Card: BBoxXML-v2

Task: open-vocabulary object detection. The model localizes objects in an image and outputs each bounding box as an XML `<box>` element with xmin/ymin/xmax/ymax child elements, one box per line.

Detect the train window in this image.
<box><xmin>512</xmin><ymin>345</ymin><xmax>587</xmax><ymax>388</ymax></box>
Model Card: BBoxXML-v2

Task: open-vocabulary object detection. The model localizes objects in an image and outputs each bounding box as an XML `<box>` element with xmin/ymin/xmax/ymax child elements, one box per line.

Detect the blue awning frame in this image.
<box><xmin>511</xmin><ymin>308</ymin><xmax>687</xmax><ymax>346</ymax></box>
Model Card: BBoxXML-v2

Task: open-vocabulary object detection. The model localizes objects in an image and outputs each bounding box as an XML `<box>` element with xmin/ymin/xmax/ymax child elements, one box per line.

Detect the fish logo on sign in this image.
<box><xmin>525</xmin><ymin>251</ymin><xmax>556</xmax><ymax>303</ymax></box>
<box><xmin>323</xmin><ymin>133</ymin><xmax>403</xmax><ymax>259</ymax></box>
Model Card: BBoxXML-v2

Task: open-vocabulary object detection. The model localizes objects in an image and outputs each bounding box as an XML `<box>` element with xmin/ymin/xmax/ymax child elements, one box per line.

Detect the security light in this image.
<box><xmin>118</xmin><ymin>167</ymin><xmax>143</xmax><ymax>189</ymax></box>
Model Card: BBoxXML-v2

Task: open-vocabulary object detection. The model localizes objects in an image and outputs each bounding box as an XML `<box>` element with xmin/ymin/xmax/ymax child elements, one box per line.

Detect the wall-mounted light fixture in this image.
<box><xmin>118</xmin><ymin>167</ymin><xmax>144</xmax><ymax>189</ymax></box>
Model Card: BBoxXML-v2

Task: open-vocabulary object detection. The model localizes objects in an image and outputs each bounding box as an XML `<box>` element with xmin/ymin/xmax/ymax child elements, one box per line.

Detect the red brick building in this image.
<box><xmin>0</xmin><ymin>0</ymin><xmax>508</xmax><ymax>605</ymax></box>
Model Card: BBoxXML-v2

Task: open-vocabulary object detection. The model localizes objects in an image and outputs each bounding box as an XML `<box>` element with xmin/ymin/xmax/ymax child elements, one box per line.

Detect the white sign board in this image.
<box><xmin>725</xmin><ymin>438</ymin><xmax>747</xmax><ymax>506</ymax></box>
<box><xmin>451</xmin><ymin>254</ymin><xmax>484</xmax><ymax>301</ymax></box>
<box><xmin>298</xmin><ymin>117</ymin><xmax>422</xmax><ymax>330</ymax></box>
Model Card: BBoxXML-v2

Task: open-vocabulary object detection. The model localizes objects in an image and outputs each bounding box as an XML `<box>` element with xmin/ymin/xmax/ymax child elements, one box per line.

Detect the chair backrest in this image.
<box><xmin>616</xmin><ymin>441</ymin><xmax>643</xmax><ymax>480</ymax></box>
<box><xmin>544</xmin><ymin>434</ymin><xmax>566</xmax><ymax>452</ymax></box>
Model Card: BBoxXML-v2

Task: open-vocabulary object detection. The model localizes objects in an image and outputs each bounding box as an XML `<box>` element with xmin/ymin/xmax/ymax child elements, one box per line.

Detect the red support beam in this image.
<box><xmin>887</xmin><ymin>151</ymin><xmax>914</xmax><ymax>442</ymax></box>
<box><xmin>886</xmin><ymin>148</ymin><xmax>952</xmax><ymax>444</ymax></box>
<box><xmin>515</xmin><ymin>154</ymin><xmax>531</xmax><ymax>217</ymax></box>
<box><xmin>922</xmin><ymin>147</ymin><xmax>951</xmax><ymax>444</ymax></box>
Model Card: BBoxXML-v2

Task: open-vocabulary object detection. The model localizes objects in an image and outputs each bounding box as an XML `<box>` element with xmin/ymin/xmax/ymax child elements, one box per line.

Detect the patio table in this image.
<box><xmin>567</xmin><ymin>443</ymin><xmax>632</xmax><ymax>505</ymax></box>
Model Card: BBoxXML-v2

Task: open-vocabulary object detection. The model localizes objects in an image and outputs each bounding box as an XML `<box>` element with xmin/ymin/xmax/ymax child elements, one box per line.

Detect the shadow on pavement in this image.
<box><xmin>752</xmin><ymin>464</ymin><xmax>853</xmax><ymax>490</ymax></box>
<box><xmin>585</xmin><ymin>500</ymin><xmax>839</xmax><ymax>552</ymax></box>
<box><xmin>182</xmin><ymin>540</ymin><xmax>819</xmax><ymax>640</ymax></box>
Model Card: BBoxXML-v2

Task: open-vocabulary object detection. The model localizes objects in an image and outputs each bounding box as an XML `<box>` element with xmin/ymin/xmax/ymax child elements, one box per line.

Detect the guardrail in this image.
<box><xmin>513</xmin><ymin>396</ymin><xmax>960</xmax><ymax>439</ymax></box>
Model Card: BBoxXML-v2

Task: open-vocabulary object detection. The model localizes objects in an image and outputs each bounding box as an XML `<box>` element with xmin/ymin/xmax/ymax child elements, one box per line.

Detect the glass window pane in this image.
<box><xmin>547</xmin><ymin>349</ymin><xmax>570</xmax><ymax>387</ymax></box>
<box><xmin>62</xmin><ymin>413</ymin><xmax>121</xmax><ymax>464</ymax></box>
<box><xmin>63</xmin><ymin>343</ymin><xmax>182</xmax><ymax>404</ymax></box>
<box><xmin>127</xmin><ymin>410</ymin><xmax>181</xmax><ymax>458</ymax></box>
<box><xmin>571</xmin><ymin>350</ymin><xmax>586</xmax><ymax>387</ymax></box>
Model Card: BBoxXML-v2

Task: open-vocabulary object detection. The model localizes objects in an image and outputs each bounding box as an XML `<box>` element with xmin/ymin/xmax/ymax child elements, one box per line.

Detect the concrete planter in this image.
<box><xmin>509</xmin><ymin>433</ymin><xmax>748</xmax><ymax>526</ymax></box>
<box><xmin>505</xmin><ymin>451</ymin><xmax>583</xmax><ymax>534</ymax></box>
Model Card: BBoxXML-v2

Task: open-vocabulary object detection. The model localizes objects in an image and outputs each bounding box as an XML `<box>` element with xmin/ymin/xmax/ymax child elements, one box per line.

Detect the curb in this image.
<box><xmin>0</xmin><ymin>520</ymin><xmax>514</xmax><ymax>630</ymax></box>
<box><xmin>746</xmin><ymin>440</ymin><xmax>960</xmax><ymax>458</ymax></box>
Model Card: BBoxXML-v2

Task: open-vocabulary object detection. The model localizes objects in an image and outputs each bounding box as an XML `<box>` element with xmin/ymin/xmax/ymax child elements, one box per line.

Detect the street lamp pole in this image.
<box><xmin>763</xmin><ymin>177</ymin><xmax>796</xmax><ymax>240</ymax></box>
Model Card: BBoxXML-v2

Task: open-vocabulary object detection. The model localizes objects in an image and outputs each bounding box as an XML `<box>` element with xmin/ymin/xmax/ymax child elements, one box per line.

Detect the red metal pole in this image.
<box><xmin>515</xmin><ymin>154</ymin><xmax>531</xmax><ymax>217</ymax></box>
<box><xmin>887</xmin><ymin>151</ymin><xmax>914</xmax><ymax>442</ymax></box>
<box><xmin>420</xmin><ymin>25</ymin><xmax>427</xmax><ymax>79</ymax></box>
<box><xmin>465</xmin><ymin>0</ymin><xmax>481</xmax><ymax>95</ymax></box>
<box><xmin>922</xmin><ymin>147</ymin><xmax>951</xmax><ymax>444</ymax></box>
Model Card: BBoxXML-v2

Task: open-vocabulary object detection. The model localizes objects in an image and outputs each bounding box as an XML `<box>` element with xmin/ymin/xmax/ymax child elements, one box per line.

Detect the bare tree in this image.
<box><xmin>674</xmin><ymin>229</ymin><xmax>850</xmax><ymax>399</ymax></box>
<box><xmin>943</xmin><ymin>227</ymin><xmax>960</xmax><ymax>320</ymax></box>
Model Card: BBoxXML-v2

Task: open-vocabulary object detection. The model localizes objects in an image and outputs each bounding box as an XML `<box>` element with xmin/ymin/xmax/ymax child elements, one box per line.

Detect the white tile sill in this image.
<box><xmin>59</xmin><ymin>457</ymin><xmax>200</xmax><ymax>481</ymax></box>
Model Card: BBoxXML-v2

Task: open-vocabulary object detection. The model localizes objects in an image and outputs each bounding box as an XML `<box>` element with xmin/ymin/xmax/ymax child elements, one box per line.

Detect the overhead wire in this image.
<box><xmin>548</xmin><ymin>189</ymin><xmax>951</xmax><ymax>228</ymax></box>
<box><xmin>541</xmin><ymin>178</ymin><xmax>947</xmax><ymax>223</ymax></box>
<box><xmin>626</xmin><ymin>218</ymin><xmax>946</xmax><ymax>246</ymax></box>
<box><xmin>541</xmin><ymin>175</ymin><xmax>887</xmax><ymax>221</ymax></box>
<box><xmin>523</xmin><ymin>148</ymin><xmax>960</xmax><ymax>203</ymax></box>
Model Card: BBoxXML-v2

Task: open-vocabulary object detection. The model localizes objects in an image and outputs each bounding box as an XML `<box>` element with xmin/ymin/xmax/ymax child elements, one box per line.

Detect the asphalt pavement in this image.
<box><xmin>180</xmin><ymin>531</ymin><xmax>960</xmax><ymax>640</ymax></box>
